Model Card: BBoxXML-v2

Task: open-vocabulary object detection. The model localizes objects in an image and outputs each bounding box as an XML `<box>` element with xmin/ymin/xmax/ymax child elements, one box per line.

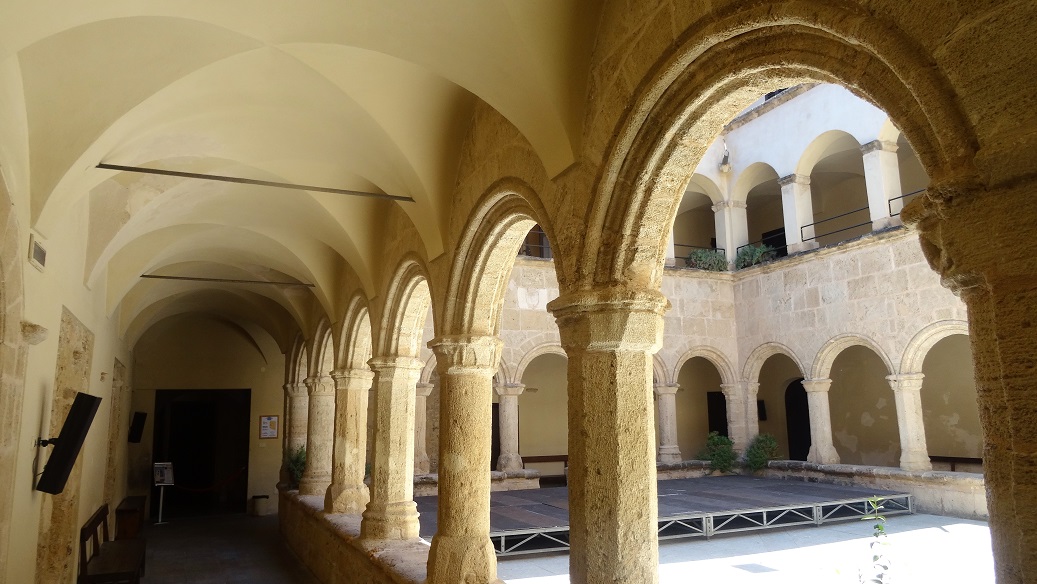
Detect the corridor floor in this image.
<box><xmin>140</xmin><ymin>513</ymin><xmax>317</xmax><ymax>584</ymax></box>
<box><xmin>138</xmin><ymin>512</ymin><xmax>992</xmax><ymax>583</ymax></box>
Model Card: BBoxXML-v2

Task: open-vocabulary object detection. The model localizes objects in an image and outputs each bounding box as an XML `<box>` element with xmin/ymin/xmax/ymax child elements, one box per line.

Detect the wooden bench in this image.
<box><xmin>79</xmin><ymin>504</ymin><xmax>146</xmax><ymax>584</ymax></box>
<box><xmin>115</xmin><ymin>496</ymin><xmax>147</xmax><ymax>540</ymax></box>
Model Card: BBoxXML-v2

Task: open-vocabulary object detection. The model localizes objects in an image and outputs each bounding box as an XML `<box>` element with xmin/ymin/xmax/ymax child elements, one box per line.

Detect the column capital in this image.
<box><xmin>415</xmin><ymin>382</ymin><xmax>434</xmax><ymax>398</ymax></box>
<box><xmin>494</xmin><ymin>382</ymin><xmax>526</xmax><ymax>397</ymax></box>
<box><xmin>652</xmin><ymin>383</ymin><xmax>679</xmax><ymax>396</ymax></box>
<box><xmin>710</xmin><ymin>200</ymin><xmax>747</xmax><ymax>213</ymax></box>
<box><xmin>547</xmin><ymin>288</ymin><xmax>668</xmax><ymax>353</ymax></box>
<box><xmin>720</xmin><ymin>382</ymin><xmax>745</xmax><ymax>397</ymax></box>
<box><xmin>886</xmin><ymin>373</ymin><xmax>925</xmax><ymax>392</ymax></box>
<box><xmin>860</xmin><ymin>139</ymin><xmax>899</xmax><ymax>155</ymax></box>
<box><xmin>305</xmin><ymin>375</ymin><xmax>335</xmax><ymax>397</ymax></box>
<box><xmin>330</xmin><ymin>367</ymin><xmax>375</xmax><ymax>382</ymax></box>
<box><xmin>802</xmin><ymin>378</ymin><xmax>833</xmax><ymax>393</ymax></box>
<box><xmin>285</xmin><ymin>382</ymin><xmax>308</xmax><ymax>398</ymax></box>
<box><xmin>368</xmin><ymin>355</ymin><xmax>423</xmax><ymax>373</ymax></box>
<box><xmin>427</xmin><ymin>335</ymin><xmax>502</xmax><ymax>372</ymax></box>
<box><xmin>778</xmin><ymin>173</ymin><xmax>810</xmax><ymax>187</ymax></box>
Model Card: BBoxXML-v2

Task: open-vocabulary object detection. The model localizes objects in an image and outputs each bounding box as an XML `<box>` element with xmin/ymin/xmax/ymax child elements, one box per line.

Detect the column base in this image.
<box><xmin>427</xmin><ymin>534</ymin><xmax>503</xmax><ymax>584</ymax></box>
<box><xmin>807</xmin><ymin>445</ymin><xmax>840</xmax><ymax>465</ymax></box>
<box><xmin>360</xmin><ymin>501</ymin><xmax>420</xmax><ymax>540</ymax></box>
<box><xmin>324</xmin><ymin>482</ymin><xmax>370</xmax><ymax>514</ymax></box>
<box><xmin>298</xmin><ymin>475</ymin><xmax>332</xmax><ymax>497</ymax></box>
<box><xmin>657</xmin><ymin>445</ymin><xmax>681</xmax><ymax>464</ymax></box>
<box><xmin>496</xmin><ymin>453</ymin><xmax>524</xmax><ymax>472</ymax></box>
<box><xmin>787</xmin><ymin>241</ymin><xmax>820</xmax><ymax>254</ymax></box>
<box><xmin>899</xmin><ymin>451</ymin><xmax>933</xmax><ymax>472</ymax></box>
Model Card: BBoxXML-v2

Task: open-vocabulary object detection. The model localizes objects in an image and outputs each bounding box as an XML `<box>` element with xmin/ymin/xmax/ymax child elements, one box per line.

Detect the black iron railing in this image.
<box><xmin>800</xmin><ymin>205</ymin><xmax>871</xmax><ymax>242</ymax></box>
<box><xmin>888</xmin><ymin>188</ymin><xmax>926</xmax><ymax>217</ymax></box>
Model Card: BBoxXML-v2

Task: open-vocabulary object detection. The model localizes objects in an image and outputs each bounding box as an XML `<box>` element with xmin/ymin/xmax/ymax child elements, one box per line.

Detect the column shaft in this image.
<box><xmin>861</xmin><ymin>140</ymin><xmax>903</xmax><ymax>229</ymax></box>
<box><xmin>361</xmin><ymin>356</ymin><xmax>422</xmax><ymax>540</ymax></box>
<box><xmin>720</xmin><ymin>383</ymin><xmax>750</xmax><ymax>452</ymax></box>
<box><xmin>779</xmin><ymin>174</ymin><xmax>817</xmax><ymax>253</ymax></box>
<box><xmin>286</xmin><ymin>382</ymin><xmax>309</xmax><ymax>454</ymax></box>
<box><xmin>653</xmin><ymin>384</ymin><xmax>680</xmax><ymax>463</ymax></box>
<box><xmin>325</xmin><ymin>369</ymin><xmax>374</xmax><ymax>513</ymax></box>
<box><xmin>299</xmin><ymin>376</ymin><xmax>336</xmax><ymax>495</ymax></box>
<box><xmin>887</xmin><ymin>373</ymin><xmax>932</xmax><ymax>471</ymax></box>
<box><xmin>712</xmin><ymin>200</ymin><xmax>748</xmax><ymax>266</ymax></box>
<box><xmin>495</xmin><ymin>384</ymin><xmax>525</xmax><ymax>472</ymax></box>
<box><xmin>549</xmin><ymin>290</ymin><xmax>665</xmax><ymax>584</ymax></box>
<box><xmin>802</xmin><ymin>378</ymin><xmax>840</xmax><ymax>464</ymax></box>
<box><xmin>414</xmin><ymin>382</ymin><xmax>433</xmax><ymax>475</ymax></box>
<box><xmin>427</xmin><ymin>336</ymin><xmax>503</xmax><ymax>584</ymax></box>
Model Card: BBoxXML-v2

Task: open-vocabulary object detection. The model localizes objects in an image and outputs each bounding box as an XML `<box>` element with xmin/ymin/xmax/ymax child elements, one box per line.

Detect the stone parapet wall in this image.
<box><xmin>762</xmin><ymin>461</ymin><xmax>987</xmax><ymax>520</ymax></box>
<box><xmin>279</xmin><ymin>489</ymin><xmax>428</xmax><ymax>584</ymax></box>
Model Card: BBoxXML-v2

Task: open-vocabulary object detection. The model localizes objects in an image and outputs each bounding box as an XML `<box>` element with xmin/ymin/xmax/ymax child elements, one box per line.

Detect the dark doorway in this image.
<box><xmin>706</xmin><ymin>391</ymin><xmax>728</xmax><ymax>436</ymax></box>
<box><xmin>490</xmin><ymin>403</ymin><xmax>500</xmax><ymax>470</ymax></box>
<box><xmin>785</xmin><ymin>379</ymin><xmax>811</xmax><ymax>460</ymax></box>
<box><xmin>762</xmin><ymin>227</ymin><xmax>788</xmax><ymax>257</ymax></box>
<box><xmin>152</xmin><ymin>389</ymin><xmax>251</xmax><ymax>518</ymax></box>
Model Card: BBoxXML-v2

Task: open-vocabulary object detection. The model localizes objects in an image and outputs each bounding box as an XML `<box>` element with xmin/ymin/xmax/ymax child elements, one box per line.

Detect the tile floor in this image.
<box><xmin>497</xmin><ymin>513</ymin><xmax>994</xmax><ymax>583</ymax></box>
<box><xmin>140</xmin><ymin>513</ymin><xmax>317</xmax><ymax>584</ymax></box>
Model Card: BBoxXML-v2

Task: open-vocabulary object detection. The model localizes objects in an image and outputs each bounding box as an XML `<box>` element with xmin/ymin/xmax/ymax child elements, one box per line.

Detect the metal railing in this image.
<box><xmin>800</xmin><ymin>205</ymin><xmax>871</xmax><ymax>242</ymax></box>
<box><xmin>517</xmin><ymin>225</ymin><xmax>553</xmax><ymax>259</ymax></box>
<box><xmin>888</xmin><ymin>188</ymin><xmax>926</xmax><ymax>217</ymax></box>
<box><xmin>674</xmin><ymin>244</ymin><xmax>726</xmax><ymax>270</ymax></box>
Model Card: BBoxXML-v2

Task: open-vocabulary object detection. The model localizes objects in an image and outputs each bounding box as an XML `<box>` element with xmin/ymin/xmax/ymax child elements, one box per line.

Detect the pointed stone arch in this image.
<box><xmin>583</xmin><ymin>3</ymin><xmax>977</xmax><ymax>291</ymax></box>
<box><xmin>308</xmin><ymin>317</ymin><xmax>334</xmax><ymax>377</ymax></box>
<box><xmin>811</xmin><ymin>333</ymin><xmax>894</xmax><ymax>381</ymax></box>
<box><xmin>900</xmin><ymin>320</ymin><xmax>969</xmax><ymax>374</ymax></box>
<box><xmin>374</xmin><ymin>255</ymin><xmax>434</xmax><ymax>359</ymax></box>
<box><xmin>335</xmin><ymin>293</ymin><xmax>374</xmax><ymax>372</ymax></box>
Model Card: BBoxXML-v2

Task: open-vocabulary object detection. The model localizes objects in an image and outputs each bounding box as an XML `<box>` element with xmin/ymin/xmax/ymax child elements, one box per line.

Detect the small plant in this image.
<box><xmin>285</xmin><ymin>446</ymin><xmax>306</xmax><ymax>489</ymax></box>
<box><xmin>702</xmin><ymin>431</ymin><xmax>737</xmax><ymax>473</ymax></box>
<box><xmin>684</xmin><ymin>248</ymin><xmax>728</xmax><ymax>271</ymax></box>
<box><xmin>735</xmin><ymin>243</ymin><xmax>776</xmax><ymax>269</ymax></box>
<box><xmin>744</xmin><ymin>433</ymin><xmax>779</xmax><ymax>472</ymax></box>
<box><xmin>859</xmin><ymin>496</ymin><xmax>891</xmax><ymax>583</ymax></box>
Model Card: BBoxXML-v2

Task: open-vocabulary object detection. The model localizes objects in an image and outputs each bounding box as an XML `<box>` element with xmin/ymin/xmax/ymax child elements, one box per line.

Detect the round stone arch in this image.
<box><xmin>741</xmin><ymin>342</ymin><xmax>806</xmax><ymax>383</ymax></box>
<box><xmin>287</xmin><ymin>333</ymin><xmax>309</xmax><ymax>384</ymax></box>
<box><xmin>810</xmin><ymin>333</ymin><xmax>895</xmax><ymax>380</ymax></box>
<box><xmin>732</xmin><ymin>162</ymin><xmax>781</xmax><ymax>204</ymax></box>
<box><xmin>514</xmin><ymin>343</ymin><xmax>568</xmax><ymax>383</ymax></box>
<box><xmin>582</xmin><ymin>3</ymin><xmax>977</xmax><ymax>291</ymax></box>
<box><xmin>373</xmin><ymin>255</ymin><xmax>434</xmax><ymax>360</ymax></box>
<box><xmin>308</xmin><ymin>317</ymin><xmax>334</xmax><ymax>378</ymax></box>
<box><xmin>900</xmin><ymin>320</ymin><xmax>969</xmax><ymax>374</ymax></box>
<box><xmin>652</xmin><ymin>353</ymin><xmax>668</xmax><ymax>386</ymax></box>
<box><xmin>334</xmin><ymin>293</ymin><xmax>373</xmax><ymax>372</ymax></box>
<box><xmin>672</xmin><ymin>346</ymin><xmax>736</xmax><ymax>386</ymax></box>
<box><xmin>795</xmin><ymin>129</ymin><xmax>862</xmax><ymax>176</ymax></box>
<box><xmin>441</xmin><ymin>177</ymin><xmax>555</xmax><ymax>338</ymax></box>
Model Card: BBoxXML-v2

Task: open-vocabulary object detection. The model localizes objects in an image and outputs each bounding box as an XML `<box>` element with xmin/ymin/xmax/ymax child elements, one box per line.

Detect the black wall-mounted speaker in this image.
<box><xmin>128</xmin><ymin>411</ymin><xmax>147</xmax><ymax>443</ymax></box>
<box><xmin>36</xmin><ymin>392</ymin><xmax>102</xmax><ymax>495</ymax></box>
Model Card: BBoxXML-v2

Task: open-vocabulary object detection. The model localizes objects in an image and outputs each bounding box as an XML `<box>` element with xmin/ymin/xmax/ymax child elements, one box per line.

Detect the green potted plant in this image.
<box><xmin>735</xmin><ymin>243</ymin><xmax>776</xmax><ymax>269</ymax></box>
<box><xmin>684</xmin><ymin>248</ymin><xmax>728</xmax><ymax>271</ymax></box>
<box><xmin>744</xmin><ymin>433</ymin><xmax>779</xmax><ymax>472</ymax></box>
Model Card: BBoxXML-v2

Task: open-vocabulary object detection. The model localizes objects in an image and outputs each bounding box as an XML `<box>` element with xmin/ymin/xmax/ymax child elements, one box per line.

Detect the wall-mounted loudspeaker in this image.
<box><xmin>128</xmin><ymin>411</ymin><xmax>147</xmax><ymax>443</ymax></box>
<box><xmin>36</xmin><ymin>392</ymin><xmax>102</xmax><ymax>494</ymax></box>
<box><xmin>28</xmin><ymin>234</ymin><xmax>46</xmax><ymax>271</ymax></box>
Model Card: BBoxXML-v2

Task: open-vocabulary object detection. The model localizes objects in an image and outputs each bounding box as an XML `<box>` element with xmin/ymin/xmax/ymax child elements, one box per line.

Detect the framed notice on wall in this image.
<box><xmin>153</xmin><ymin>462</ymin><xmax>174</xmax><ymax>486</ymax></box>
<box><xmin>259</xmin><ymin>415</ymin><xmax>279</xmax><ymax>439</ymax></box>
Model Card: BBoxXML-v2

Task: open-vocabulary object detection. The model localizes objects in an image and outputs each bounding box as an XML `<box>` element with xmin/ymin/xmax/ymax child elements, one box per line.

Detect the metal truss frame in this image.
<box><xmin>490</xmin><ymin>493</ymin><xmax>913</xmax><ymax>556</ymax></box>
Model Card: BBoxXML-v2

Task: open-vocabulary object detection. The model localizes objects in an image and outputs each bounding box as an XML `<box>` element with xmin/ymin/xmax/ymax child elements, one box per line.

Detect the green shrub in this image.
<box><xmin>735</xmin><ymin>243</ymin><xmax>776</xmax><ymax>269</ymax></box>
<box><xmin>703</xmin><ymin>431</ymin><xmax>737</xmax><ymax>473</ymax></box>
<box><xmin>744</xmin><ymin>433</ymin><xmax>779</xmax><ymax>472</ymax></box>
<box><xmin>684</xmin><ymin>248</ymin><xmax>728</xmax><ymax>271</ymax></box>
<box><xmin>285</xmin><ymin>446</ymin><xmax>306</xmax><ymax>488</ymax></box>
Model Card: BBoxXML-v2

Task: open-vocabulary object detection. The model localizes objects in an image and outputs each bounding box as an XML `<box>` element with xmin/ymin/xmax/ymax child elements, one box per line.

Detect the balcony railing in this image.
<box><xmin>801</xmin><ymin>205</ymin><xmax>871</xmax><ymax>243</ymax></box>
<box><xmin>889</xmin><ymin>188</ymin><xmax>926</xmax><ymax>217</ymax></box>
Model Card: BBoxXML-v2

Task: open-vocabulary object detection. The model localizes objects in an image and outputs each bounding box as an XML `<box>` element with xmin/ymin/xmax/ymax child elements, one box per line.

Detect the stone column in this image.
<box><xmin>427</xmin><ymin>335</ymin><xmax>503</xmax><ymax>584</ymax></box>
<box><xmin>299</xmin><ymin>376</ymin><xmax>336</xmax><ymax>496</ymax></box>
<box><xmin>360</xmin><ymin>356</ymin><xmax>423</xmax><ymax>540</ymax></box>
<box><xmin>779</xmin><ymin>173</ymin><xmax>817</xmax><ymax>253</ymax></box>
<box><xmin>712</xmin><ymin>200</ymin><xmax>748</xmax><ymax>266</ymax></box>
<box><xmin>860</xmin><ymin>140</ymin><xmax>903</xmax><ymax>230</ymax></box>
<box><xmin>653</xmin><ymin>384</ymin><xmax>681</xmax><ymax>463</ymax></box>
<box><xmin>285</xmin><ymin>382</ymin><xmax>309</xmax><ymax>454</ymax></box>
<box><xmin>745</xmin><ymin>382</ymin><xmax>761</xmax><ymax>440</ymax></box>
<box><xmin>886</xmin><ymin>373</ymin><xmax>932</xmax><ymax>471</ymax></box>
<box><xmin>720</xmin><ymin>382</ymin><xmax>751</xmax><ymax>452</ymax></box>
<box><xmin>325</xmin><ymin>368</ymin><xmax>374</xmax><ymax>514</ymax></box>
<box><xmin>495</xmin><ymin>383</ymin><xmax>526</xmax><ymax>472</ymax></box>
<box><xmin>548</xmin><ymin>289</ymin><xmax>666</xmax><ymax>584</ymax></box>
<box><xmin>414</xmin><ymin>382</ymin><xmax>433</xmax><ymax>475</ymax></box>
<box><xmin>801</xmin><ymin>378</ymin><xmax>840</xmax><ymax>464</ymax></box>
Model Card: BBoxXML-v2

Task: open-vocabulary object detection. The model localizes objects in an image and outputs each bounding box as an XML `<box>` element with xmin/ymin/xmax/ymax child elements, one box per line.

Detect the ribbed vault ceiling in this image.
<box><xmin>0</xmin><ymin>0</ymin><xmax>601</xmax><ymax>347</ymax></box>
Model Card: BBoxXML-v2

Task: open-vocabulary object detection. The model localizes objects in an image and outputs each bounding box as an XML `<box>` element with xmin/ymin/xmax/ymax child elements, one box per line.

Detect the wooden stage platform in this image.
<box><xmin>415</xmin><ymin>475</ymin><xmax>912</xmax><ymax>556</ymax></box>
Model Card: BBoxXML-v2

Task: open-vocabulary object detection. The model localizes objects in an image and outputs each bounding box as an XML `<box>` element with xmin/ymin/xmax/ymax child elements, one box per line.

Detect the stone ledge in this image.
<box><xmin>413</xmin><ymin>470</ymin><xmax>541</xmax><ymax>497</ymax></box>
<box><xmin>762</xmin><ymin>461</ymin><xmax>987</xmax><ymax>519</ymax></box>
<box><xmin>279</xmin><ymin>489</ymin><xmax>429</xmax><ymax>584</ymax></box>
